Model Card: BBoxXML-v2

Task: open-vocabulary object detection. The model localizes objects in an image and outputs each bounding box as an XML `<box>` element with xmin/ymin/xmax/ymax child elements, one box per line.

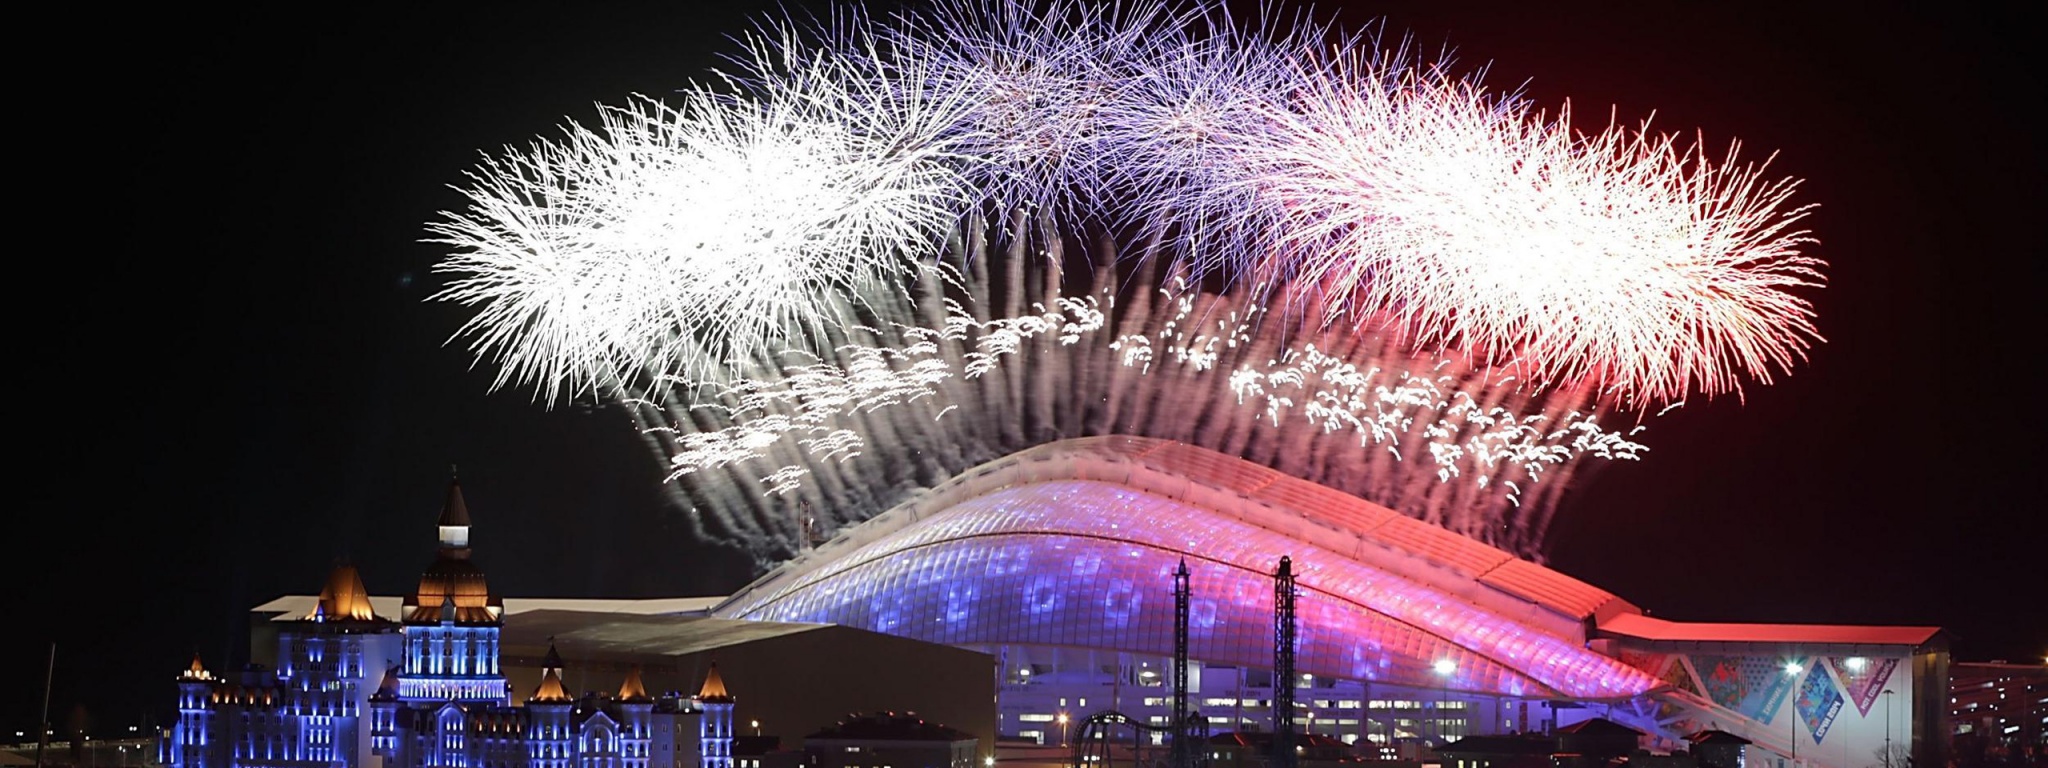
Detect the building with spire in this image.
<box><xmin>179</xmin><ymin>474</ymin><xmax>725</xmax><ymax>768</ymax></box>
<box><xmin>193</xmin><ymin>472</ymin><xmax>1002</xmax><ymax>767</ymax></box>
<box><xmin>367</xmin><ymin>638</ymin><xmax>705</xmax><ymax>768</ymax></box>
<box><xmin>395</xmin><ymin>475</ymin><xmax>509</xmax><ymax>705</ymax></box>
<box><xmin>166</xmin><ymin>562</ymin><xmax>405</xmax><ymax>768</ymax></box>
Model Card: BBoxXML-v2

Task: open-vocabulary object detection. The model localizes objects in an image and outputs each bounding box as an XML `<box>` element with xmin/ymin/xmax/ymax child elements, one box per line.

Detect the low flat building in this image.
<box><xmin>803</xmin><ymin>713</ymin><xmax>979</xmax><ymax>768</ymax></box>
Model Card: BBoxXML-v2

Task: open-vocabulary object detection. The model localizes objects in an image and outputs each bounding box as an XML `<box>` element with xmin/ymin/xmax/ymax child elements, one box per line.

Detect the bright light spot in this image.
<box><xmin>1433</xmin><ymin>660</ymin><xmax>1457</xmax><ymax>676</ymax></box>
<box><xmin>1785</xmin><ymin>661</ymin><xmax>1804</xmax><ymax>676</ymax></box>
<box><xmin>1845</xmin><ymin>657</ymin><xmax>1869</xmax><ymax>672</ymax></box>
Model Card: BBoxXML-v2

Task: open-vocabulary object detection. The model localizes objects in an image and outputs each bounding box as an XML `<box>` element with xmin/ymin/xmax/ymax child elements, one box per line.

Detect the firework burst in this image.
<box><xmin>430</xmin><ymin>38</ymin><xmax>969</xmax><ymax>403</ymax></box>
<box><xmin>1235</xmin><ymin>52</ymin><xmax>1823</xmax><ymax>403</ymax></box>
<box><xmin>430</xmin><ymin>0</ymin><xmax>1826</xmax><ymax>558</ymax></box>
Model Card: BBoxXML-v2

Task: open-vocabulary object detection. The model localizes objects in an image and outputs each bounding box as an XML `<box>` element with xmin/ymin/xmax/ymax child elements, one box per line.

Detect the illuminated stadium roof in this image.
<box><xmin>713</xmin><ymin>436</ymin><xmax>1664</xmax><ymax>700</ymax></box>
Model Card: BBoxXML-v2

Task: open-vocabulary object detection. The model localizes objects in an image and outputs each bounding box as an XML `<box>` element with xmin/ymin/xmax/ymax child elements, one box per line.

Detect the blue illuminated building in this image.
<box><xmin>395</xmin><ymin>477</ymin><xmax>510</xmax><ymax>705</ymax></box>
<box><xmin>166</xmin><ymin>562</ymin><xmax>404</xmax><ymax>768</ymax></box>
<box><xmin>170</xmin><ymin>477</ymin><xmax>726</xmax><ymax>768</ymax></box>
<box><xmin>696</xmin><ymin>663</ymin><xmax>735</xmax><ymax>768</ymax></box>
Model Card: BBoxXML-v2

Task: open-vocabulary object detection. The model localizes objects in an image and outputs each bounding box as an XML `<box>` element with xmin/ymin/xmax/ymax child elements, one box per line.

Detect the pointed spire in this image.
<box><xmin>697</xmin><ymin>661</ymin><xmax>733</xmax><ymax>703</ymax></box>
<box><xmin>530</xmin><ymin>640</ymin><xmax>572</xmax><ymax>703</ymax></box>
<box><xmin>306</xmin><ymin>562</ymin><xmax>380</xmax><ymax>621</ymax></box>
<box><xmin>543</xmin><ymin>637</ymin><xmax>564</xmax><ymax>671</ymax></box>
<box><xmin>370</xmin><ymin>664</ymin><xmax>401</xmax><ymax>701</ymax></box>
<box><xmin>182</xmin><ymin>653</ymin><xmax>212</xmax><ymax>681</ymax></box>
<box><xmin>618</xmin><ymin>665</ymin><xmax>650</xmax><ymax>702</ymax></box>
<box><xmin>439</xmin><ymin>469</ymin><xmax>471</xmax><ymax>527</ymax></box>
<box><xmin>531</xmin><ymin>668</ymin><xmax>572</xmax><ymax>703</ymax></box>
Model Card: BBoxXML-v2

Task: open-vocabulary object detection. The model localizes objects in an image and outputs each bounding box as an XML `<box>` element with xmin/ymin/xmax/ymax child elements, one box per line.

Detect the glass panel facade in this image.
<box><xmin>721</xmin><ymin>480</ymin><xmax>1657</xmax><ymax>699</ymax></box>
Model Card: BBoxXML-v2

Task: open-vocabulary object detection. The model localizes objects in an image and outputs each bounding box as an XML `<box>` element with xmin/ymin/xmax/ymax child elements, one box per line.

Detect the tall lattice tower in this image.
<box><xmin>1273</xmin><ymin>556</ymin><xmax>1298</xmax><ymax>768</ymax></box>
<box><xmin>1172</xmin><ymin>558</ymin><xmax>1193</xmax><ymax>768</ymax></box>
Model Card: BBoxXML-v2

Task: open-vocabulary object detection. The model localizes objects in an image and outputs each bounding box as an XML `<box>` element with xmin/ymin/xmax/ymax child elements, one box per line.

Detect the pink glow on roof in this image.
<box><xmin>1599</xmin><ymin>613</ymin><xmax>1941</xmax><ymax>646</ymax></box>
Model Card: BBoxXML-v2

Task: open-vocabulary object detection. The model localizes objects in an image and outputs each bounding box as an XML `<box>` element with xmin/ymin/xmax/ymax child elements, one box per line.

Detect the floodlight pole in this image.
<box><xmin>35</xmin><ymin>643</ymin><xmax>53</xmax><ymax>768</ymax></box>
<box><xmin>1882</xmin><ymin>689</ymin><xmax>1894</xmax><ymax>768</ymax></box>
<box><xmin>1784</xmin><ymin>661</ymin><xmax>1802</xmax><ymax>767</ymax></box>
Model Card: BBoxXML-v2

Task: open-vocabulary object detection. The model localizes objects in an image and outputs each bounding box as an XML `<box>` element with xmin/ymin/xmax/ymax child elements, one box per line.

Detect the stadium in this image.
<box><xmin>709</xmin><ymin>437</ymin><xmax>1947</xmax><ymax>768</ymax></box>
<box><xmin>412</xmin><ymin>2</ymin><xmax>1943</xmax><ymax>767</ymax></box>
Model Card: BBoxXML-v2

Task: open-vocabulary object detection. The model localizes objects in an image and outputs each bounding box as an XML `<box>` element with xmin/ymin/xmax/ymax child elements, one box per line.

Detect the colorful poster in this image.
<box><xmin>1695</xmin><ymin>655</ymin><xmax>1751</xmax><ymax>711</ymax></box>
<box><xmin>1827</xmin><ymin>656</ymin><xmax>1899</xmax><ymax>717</ymax></box>
<box><xmin>1797</xmin><ymin>665</ymin><xmax>1845</xmax><ymax>744</ymax></box>
<box><xmin>1693</xmin><ymin>655</ymin><xmax>1802</xmax><ymax>724</ymax></box>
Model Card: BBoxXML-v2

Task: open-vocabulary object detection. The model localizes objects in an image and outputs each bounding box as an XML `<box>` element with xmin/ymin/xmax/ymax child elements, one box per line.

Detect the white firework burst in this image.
<box><xmin>430</xmin><ymin>36</ymin><xmax>970</xmax><ymax>403</ymax></box>
<box><xmin>1236</xmin><ymin>52</ymin><xmax>1823</xmax><ymax>404</ymax></box>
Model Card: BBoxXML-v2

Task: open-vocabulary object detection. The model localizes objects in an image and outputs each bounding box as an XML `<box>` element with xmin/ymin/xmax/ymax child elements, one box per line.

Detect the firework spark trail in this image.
<box><xmin>878</xmin><ymin>0</ymin><xmax>1185</xmax><ymax>218</ymax></box>
<box><xmin>622</xmin><ymin>216</ymin><xmax>1645</xmax><ymax>560</ymax></box>
<box><xmin>433</xmin><ymin>0</ymin><xmax>1823</xmax><ymax>562</ymax></box>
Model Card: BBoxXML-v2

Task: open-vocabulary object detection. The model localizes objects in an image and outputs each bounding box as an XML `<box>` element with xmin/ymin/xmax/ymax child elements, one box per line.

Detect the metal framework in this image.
<box><xmin>1173</xmin><ymin>558</ymin><xmax>1192</xmax><ymax>768</ymax></box>
<box><xmin>1273</xmin><ymin>556</ymin><xmax>1298</xmax><ymax>768</ymax></box>
<box><xmin>1072</xmin><ymin>710</ymin><xmax>1211</xmax><ymax>768</ymax></box>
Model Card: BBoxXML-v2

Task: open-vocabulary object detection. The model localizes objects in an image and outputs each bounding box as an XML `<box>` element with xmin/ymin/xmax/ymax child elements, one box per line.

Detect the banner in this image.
<box><xmin>1827</xmin><ymin>656</ymin><xmax>1899</xmax><ymax>717</ymax></box>
<box><xmin>1797</xmin><ymin>665</ymin><xmax>1845</xmax><ymax>744</ymax></box>
<box><xmin>1693</xmin><ymin>654</ymin><xmax>1801</xmax><ymax>724</ymax></box>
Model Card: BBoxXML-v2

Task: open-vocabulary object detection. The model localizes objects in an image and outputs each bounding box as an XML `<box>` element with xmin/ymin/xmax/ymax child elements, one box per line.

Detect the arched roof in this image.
<box><xmin>714</xmin><ymin>437</ymin><xmax>1660</xmax><ymax>700</ymax></box>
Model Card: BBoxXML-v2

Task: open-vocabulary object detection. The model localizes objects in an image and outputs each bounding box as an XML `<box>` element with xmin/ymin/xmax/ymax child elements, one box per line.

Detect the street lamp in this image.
<box><xmin>1057</xmin><ymin>712</ymin><xmax>1070</xmax><ymax>748</ymax></box>
<box><xmin>1434</xmin><ymin>660</ymin><xmax>1457</xmax><ymax>746</ymax></box>
<box><xmin>1881</xmin><ymin>689</ymin><xmax>1895</xmax><ymax>768</ymax></box>
<box><xmin>1784</xmin><ymin>662</ymin><xmax>1803</xmax><ymax>766</ymax></box>
<box><xmin>751</xmin><ymin>720</ymin><xmax>761</xmax><ymax>737</ymax></box>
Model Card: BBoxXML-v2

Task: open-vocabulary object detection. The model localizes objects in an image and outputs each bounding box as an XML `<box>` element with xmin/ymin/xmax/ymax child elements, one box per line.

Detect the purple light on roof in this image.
<box><xmin>720</xmin><ymin>479</ymin><xmax>1660</xmax><ymax>699</ymax></box>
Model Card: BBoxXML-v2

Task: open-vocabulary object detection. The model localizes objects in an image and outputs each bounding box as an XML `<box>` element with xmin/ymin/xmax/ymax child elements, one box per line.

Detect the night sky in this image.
<box><xmin>16</xmin><ymin>1</ymin><xmax>2042</xmax><ymax>738</ymax></box>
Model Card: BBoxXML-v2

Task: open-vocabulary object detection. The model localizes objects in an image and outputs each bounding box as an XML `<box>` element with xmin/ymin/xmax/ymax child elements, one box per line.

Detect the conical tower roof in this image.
<box><xmin>370</xmin><ymin>665</ymin><xmax>401</xmax><ymax>702</ymax></box>
<box><xmin>306</xmin><ymin>563</ymin><xmax>381</xmax><ymax>622</ymax></box>
<box><xmin>697</xmin><ymin>662</ymin><xmax>733</xmax><ymax>703</ymax></box>
<box><xmin>618</xmin><ymin>665</ymin><xmax>650</xmax><ymax>702</ymax></box>
<box><xmin>181</xmin><ymin>653</ymin><xmax>212</xmax><ymax>681</ymax></box>
<box><xmin>439</xmin><ymin>472</ymin><xmax>471</xmax><ymax>527</ymax></box>
<box><xmin>530</xmin><ymin>668</ymin><xmax>572</xmax><ymax>703</ymax></box>
<box><xmin>406</xmin><ymin>471</ymin><xmax>500</xmax><ymax>624</ymax></box>
<box><xmin>529</xmin><ymin>639</ymin><xmax>572</xmax><ymax>704</ymax></box>
<box><xmin>543</xmin><ymin>640</ymin><xmax>565</xmax><ymax>670</ymax></box>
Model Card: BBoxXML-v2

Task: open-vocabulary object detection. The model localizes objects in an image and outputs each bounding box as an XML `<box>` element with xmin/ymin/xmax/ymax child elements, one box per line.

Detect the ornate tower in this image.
<box><xmin>697</xmin><ymin>663</ymin><xmax>736</xmax><ymax>768</ymax></box>
<box><xmin>398</xmin><ymin>472</ymin><xmax>508</xmax><ymax>704</ymax></box>
<box><xmin>617</xmin><ymin>666</ymin><xmax>655</xmax><ymax>768</ymax></box>
<box><xmin>283</xmin><ymin>562</ymin><xmax>401</xmax><ymax>766</ymax></box>
<box><xmin>526</xmin><ymin>641</ymin><xmax>575</xmax><ymax>768</ymax></box>
<box><xmin>170</xmin><ymin>654</ymin><xmax>216</xmax><ymax>768</ymax></box>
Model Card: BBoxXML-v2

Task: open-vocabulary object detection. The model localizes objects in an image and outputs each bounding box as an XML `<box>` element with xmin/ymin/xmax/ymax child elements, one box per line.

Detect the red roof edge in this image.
<box><xmin>1597</xmin><ymin>613</ymin><xmax>1943</xmax><ymax>646</ymax></box>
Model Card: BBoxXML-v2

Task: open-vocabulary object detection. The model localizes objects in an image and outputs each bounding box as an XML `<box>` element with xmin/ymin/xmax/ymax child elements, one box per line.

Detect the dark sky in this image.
<box><xmin>16</xmin><ymin>1</ymin><xmax>2042</xmax><ymax>738</ymax></box>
